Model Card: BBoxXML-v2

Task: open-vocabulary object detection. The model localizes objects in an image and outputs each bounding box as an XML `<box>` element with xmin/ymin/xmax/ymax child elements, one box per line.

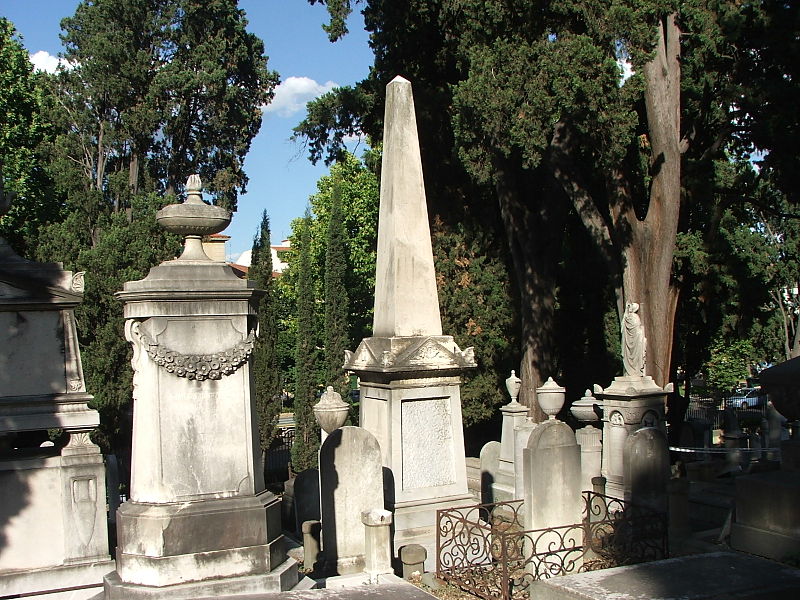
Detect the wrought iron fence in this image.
<box><xmin>436</xmin><ymin>492</ymin><xmax>668</xmax><ymax>600</ymax></box>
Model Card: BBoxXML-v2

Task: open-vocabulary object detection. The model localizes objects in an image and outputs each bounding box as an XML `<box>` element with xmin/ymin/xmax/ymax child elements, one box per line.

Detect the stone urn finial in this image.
<box><xmin>570</xmin><ymin>389</ymin><xmax>601</xmax><ymax>425</ymax></box>
<box><xmin>155</xmin><ymin>174</ymin><xmax>231</xmax><ymax>261</ymax></box>
<box><xmin>505</xmin><ymin>370</ymin><xmax>522</xmax><ymax>405</ymax></box>
<box><xmin>313</xmin><ymin>385</ymin><xmax>350</xmax><ymax>434</ymax></box>
<box><xmin>536</xmin><ymin>377</ymin><xmax>566</xmax><ymax>420</ymax></box>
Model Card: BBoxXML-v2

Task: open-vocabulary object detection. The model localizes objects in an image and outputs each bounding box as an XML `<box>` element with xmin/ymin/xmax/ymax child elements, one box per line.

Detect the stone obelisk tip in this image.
<box><xmin>372</xmin><ymin>77</ymin><xmax>443</xmax><ymax>338</ymax></box>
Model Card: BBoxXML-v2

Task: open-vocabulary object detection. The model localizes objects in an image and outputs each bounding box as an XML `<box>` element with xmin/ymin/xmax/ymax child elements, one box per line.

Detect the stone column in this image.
<box><xmin>492</xmin><ymin>371</ymin><xmax>528</xmax><ymax>503</ymax></box>
<box><xmin>106</xmin><ymin>176</ymin><xmax>297</xmax><ymax>599</ymax></box>
<box><xmin>344</xmin><ymin>77</ymin><xmax>475</xmax><ymax>548</ymax></box>
<box><xmin>361</xmin><ymin>509</ymin><xmax>393</xmax><ymax>583</ymax></box>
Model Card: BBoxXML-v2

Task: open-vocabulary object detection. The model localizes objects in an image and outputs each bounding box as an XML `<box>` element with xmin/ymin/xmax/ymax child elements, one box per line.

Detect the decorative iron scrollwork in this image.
<box><xmin>133</xmin><ymin>322</ymin><xmax>255</xmax><ymax>381</ymax></box>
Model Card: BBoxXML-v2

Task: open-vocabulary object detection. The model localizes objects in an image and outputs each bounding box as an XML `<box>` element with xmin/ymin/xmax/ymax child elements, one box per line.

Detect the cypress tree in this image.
<box><xmin>291</xmin><ymin>212</ymin><xmax>320</xmax><ymax>471</ymax></box>
<box><xmin>323</xmin><ymin>180</ymin><xmax>350</xmax><ymax>398</ymax></box>
<box><xmin>250</xmin><ymin>211</ymin><xmax>281</xmax><ymax>460</ymax></box>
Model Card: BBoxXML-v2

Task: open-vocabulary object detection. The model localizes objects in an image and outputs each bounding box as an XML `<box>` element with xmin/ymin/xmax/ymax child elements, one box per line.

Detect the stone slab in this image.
<box><xmin>0</xmin><ymin>559</ymin><xmax>115</xmax><ymax>598</ymax></box>
<box><xmin>102</xmin><ymin>558</ymin><xmax>298</xmax><ymax>600</ymax></box>
<box><xmin>194</xmin><ymin>573</ymin><xmax>437</xmax><ymax>599</ymax></box>
<box><xmin>530</xmin><ymin>551</ymin><xmax>800</xmax><ymax>600</ymax></box>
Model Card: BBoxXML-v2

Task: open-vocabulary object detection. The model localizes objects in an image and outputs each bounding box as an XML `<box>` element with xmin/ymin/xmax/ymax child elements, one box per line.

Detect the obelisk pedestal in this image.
<box><xmin>344</xmin><ymin>77</ymin><xmax>475</xmax><ymax>548</ymax></box>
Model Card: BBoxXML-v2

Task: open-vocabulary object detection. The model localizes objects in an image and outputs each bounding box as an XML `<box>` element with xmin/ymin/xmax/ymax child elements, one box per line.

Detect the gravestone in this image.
<box><xmin>523</xmin><ymin>420</ymin><xmax>582</xmax><ymax>530</ymax></box>
<box><xmin>320</xmin><ymin>426</ymin><xmax>384</xmax><ymax>575</ymax></box>
<box><xmin>293</xmin><ymin>468</ymin><xmax>320</xmax><ymax>534</ymax></box>
<box><xmin>623</xmin><ymin>427</ymin><xmax>670</xmax><ymax>514</ymax></box>
<box><xmin>479</xmin><ymin>440</ymin><xmax>500</xmax><ymax>504</ymax></box>
<box><xmin>576</xmin><ymin>425</ymin><xmax>603</xmax><ymax>493</ymax></box>
<box><xmin>343</xmin><ymin>77</ymin><xmax>475</xmax><ymax>548</ymax></box>
<box><xmin>514</xmin><ymin>419</ymin><xmax>537</xmax><ymax>501</ymax></box>
<box><xmin>105</xmin><ymin>176</ymin><xmax>297</xmax><ymax>598</ymax></box>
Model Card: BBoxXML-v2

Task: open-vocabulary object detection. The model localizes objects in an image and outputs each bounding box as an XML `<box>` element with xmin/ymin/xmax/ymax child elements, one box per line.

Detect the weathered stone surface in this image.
<box><xmin>731</xmin><ymin>470</ymin><xmax>800</xmax><ymax>561</ymax></box>
<box><xmin>623</xmin><ymin>426</ymin><xmax>669</xmax><ymax>514</ymax></box>
<box><xmin>372</xmin><ymin>76</ymin><xmax>441</xmax><ymax>338</ymax></box>
<box><xmin>342</xmin><ymin>78</ymin><xmax>474</xmax><ymax>550</ymax></box>
<box><xmin>530</xmin><ymin>551</ymin><xmax>800</xmax><ymax>600</ymax></box>
<box><xmin>108</xmin><ymin>178</ymin><xmax>294</xmax><ymax>595</ymax></box>
<box><xmin>1</xmin><ymin>249</ymin><xmax>112</xmax><ymax>597</ymax></box>
<box><xmin>320</xmin><ymin>426</ymin><xmax>384</xmax><ymax>575</ymax></box>
<box><xmin>362</xmin><ymin>509</ymin><xmax>393</xmax><ymax>581</ymax></box>
<box><xmin>523</xmin><ymin>420</ymin><xmax>582</xmax><ymax>530</ymax></box>
<box><xmin>479</xmin><ymin>440</ymin><xmax>500</xmax><ymax>504</ymax></box>
<box><xmin>576</xmin><ymin>425</ymin><xmax>602</xmax><ymax>493</ymax></box>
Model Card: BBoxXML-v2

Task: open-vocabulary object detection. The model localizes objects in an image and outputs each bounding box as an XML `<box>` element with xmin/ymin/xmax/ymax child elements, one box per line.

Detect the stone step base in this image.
<box><xmin>102</xmin><ymin>558</ymin><xmax>298</xmax><ymax>600</ymax></box>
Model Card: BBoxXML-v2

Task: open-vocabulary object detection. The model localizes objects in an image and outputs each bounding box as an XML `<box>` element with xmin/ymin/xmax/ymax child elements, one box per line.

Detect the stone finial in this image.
<box><xmin>313</xmin><ymin>385</ymin><xmax>350</xmax><ymax>434</ymax></box>
<box><xmin>372</xmin><ymin>76</ymin><xmax>443</xmax><ymax>337</ymax></box>
<box><xmin>505</xmin><ymin>370</ymin><xmax>522</xmax><ymax>404</ymax></box>
<box><xmin>536</xmin><ymin>377</ymin><xmax>566</xmax><ymax>420</ymax></box>
<box><xmin>155</xmin><ymin>174</ymin><xmax>230</xmax><ymax>261</ymax></box>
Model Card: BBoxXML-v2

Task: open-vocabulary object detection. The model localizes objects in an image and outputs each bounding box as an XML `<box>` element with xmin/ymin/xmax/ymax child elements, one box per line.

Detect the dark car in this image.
<box><xmin>725</xmin><ymin>387</ymin><xmax>767</xmax><ymax>409</ymax></box>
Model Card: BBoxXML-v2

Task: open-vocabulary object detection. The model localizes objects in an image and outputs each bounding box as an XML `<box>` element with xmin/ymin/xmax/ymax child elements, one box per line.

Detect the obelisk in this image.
<box><xmin>344</xmin><ymin>76</ymin><xmax>476</xmax><ymax>549</ymax></box>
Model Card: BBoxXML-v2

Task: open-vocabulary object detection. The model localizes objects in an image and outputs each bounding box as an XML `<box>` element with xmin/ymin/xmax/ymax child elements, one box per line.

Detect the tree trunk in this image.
<box><xmin>623</xmin><ymin>13</ymin><xmax>682</xmax><ymax>387</ymax></box>
<box><xmin>494</xmin><ymin>157</ymin><xmax>565</xmax><ymax>421</ymax></box>
<box><xmin>129</xmin><ymin>151</ymin><xmax>140</xmax><ymax>197</ymax></box>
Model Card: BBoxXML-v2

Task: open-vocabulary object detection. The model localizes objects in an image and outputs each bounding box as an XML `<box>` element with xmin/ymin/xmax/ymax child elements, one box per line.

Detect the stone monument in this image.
<box><xmin>0</xmin><ymin>181</ymin><xmax>113</xmax><ymax>598</ymax></box>
<box><xmin>105</xmin><ymin>176</ymin><xmax>298</xmax><ymax>598</ymax></box>
<box><xmin>491</xmin><ymin>371</ymin><xmax>528</xmax><ymax>503</ymax></box>
<box><xmin>599</xmin><ymin>303</ymin><xmax>670</xmax><ymax>499</ymax></box>
<box><xmin>319</xmin><ymin>426</ymin><xmax>384</xmax><ymax>575</ymax></box>
<box><xmin>343</xmin><ymin>76</ymin><xmax>476</xmax><ymax>547</ymax></box>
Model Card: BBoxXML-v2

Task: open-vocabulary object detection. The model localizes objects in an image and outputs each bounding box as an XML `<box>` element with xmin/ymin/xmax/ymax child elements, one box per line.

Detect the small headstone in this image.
<box><xmin>623</xmin><ymin>427</ymin><xmax>670</xmax><ymax>514</ymax></box>
<box><xmin>576</xmin><ymin>426</ymin><xmax>602</xmax><ymax>492</ymax></box>
<box><xmin>400</xmin><ymin>544</ymin><xmax>427</xmax><ymax>579</ymax></box>
<box><xmin>479</xmin><ymin>440</ymin><xmax>500</xmax><ymax>504</ymax></box>
<box><xmin>293</xmin><ymin>468</ymin><xmax>320</xmax><ymax>534</ymax></box>
<box><xmin>523</xmin><ymin>420</ymin><xmax>582</xmax><ymax>530</ymax></box>
<box><xmin>320</xmin><ymin>426</ymin><xmax>383</xmax><ymax>575</ymax></box>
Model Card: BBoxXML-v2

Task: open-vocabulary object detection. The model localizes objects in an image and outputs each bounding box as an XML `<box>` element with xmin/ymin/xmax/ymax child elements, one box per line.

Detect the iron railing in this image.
<box><xmin>436</xmin><ymin>492</ymin><xmax>668</xmax><ymax>600</ymax></box>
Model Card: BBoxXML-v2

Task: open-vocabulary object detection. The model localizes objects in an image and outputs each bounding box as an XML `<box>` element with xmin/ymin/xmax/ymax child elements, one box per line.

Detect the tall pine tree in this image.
<box><xmin>250</xmin><ymin>210</ymin><xmax>281</xmax><ymax>459</ymax></box>
<box><xmin>291</xmin><ymin>212</ymin><xmax>320</xmax><ymax>471</ymax></box>
<box><xmin>323</xmin><ymin>180</ymin><xmax>350</xmax><ymax>398</ymax></box>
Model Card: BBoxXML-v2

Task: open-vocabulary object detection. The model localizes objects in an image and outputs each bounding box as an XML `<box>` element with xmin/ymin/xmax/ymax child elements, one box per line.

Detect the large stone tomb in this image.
<box><xmin>0</xmin><ymin>252</ymin><xmax>113</xmax><ymax>599</ymax></box>
<box><xmin>104</xmin><ymin>177</ymin><xmax>297</xmax><ymax>599</ymax></box>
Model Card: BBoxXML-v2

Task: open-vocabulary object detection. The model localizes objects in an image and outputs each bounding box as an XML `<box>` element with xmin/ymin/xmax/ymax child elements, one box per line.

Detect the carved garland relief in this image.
<box><xmin>130</xmin><ymin>321</ymin><xmax>255</xmax><ymax>381</ymax></box>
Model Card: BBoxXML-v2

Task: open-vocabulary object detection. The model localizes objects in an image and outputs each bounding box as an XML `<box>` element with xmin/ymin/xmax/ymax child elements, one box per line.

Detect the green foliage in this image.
<box><xmin>432</xmin><ymin>216</ymin><xmax>517</xmax><ymax>426</ymax></box>
<box><xmin>250</xmin><ymin>211</ymin><xmax>281</xmax><ymax>454</ymax></box>
<box><xmin>54</xmin><ymin>0</ymin><xmax>278</xmax><ymax>210</ymax></box>
<box><xmin>704</xmin><ymin>338</ymin><xmax>755</xmax><ymax>397</ymax></box>
<box><xmin>291</xmin><ymin>213</ymin><xmax>320</xmax><ymax>471</ymax></box>
<box><xmin>323</xmin><ymin>181</ymin><xmax>350</xmax><ymax>396</ymax></box>
<box><xmin>0</xmin><ymin>19</ymin><xmax>57</xmax><ymax>254</ymax></box>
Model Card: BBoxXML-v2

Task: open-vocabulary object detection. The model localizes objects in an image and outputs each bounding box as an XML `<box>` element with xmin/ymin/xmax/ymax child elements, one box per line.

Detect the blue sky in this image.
<box><xmin>3</xmin><ymin>0</ymin><xmax>373</xmax><ymax>260</ymax></box>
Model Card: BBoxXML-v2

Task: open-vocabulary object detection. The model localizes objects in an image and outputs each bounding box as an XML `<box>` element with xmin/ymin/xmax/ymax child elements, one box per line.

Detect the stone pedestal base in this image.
<box><xmin>600</xmin><ymin>376</ymin><xmax>667</xmax><ymax>499</ymax></box>
<box><xmin>115</xmin><ymin>491</ymin><xmax>286</xmax><ymax>588</ymax></box>
<box><xmin>0</xmin><ymin>449</ymin><xmax>112</xmax><ymax>598</ymax></box>
<box><xmin>103</xmin><ymin>558</ymin><xmax>298</xmax><ymax>600</ymax></box>
<box><xmin>0</xmin><ymin>560</ymin><xmax>115</xmax><ymax>599</ymax></box>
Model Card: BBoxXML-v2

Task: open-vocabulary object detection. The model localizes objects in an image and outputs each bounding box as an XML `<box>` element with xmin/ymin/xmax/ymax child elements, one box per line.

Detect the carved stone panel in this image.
<box><xmin>401</xmin><ymin>397</ymin><xmax>455</xmax><ymax>489</ymax></box>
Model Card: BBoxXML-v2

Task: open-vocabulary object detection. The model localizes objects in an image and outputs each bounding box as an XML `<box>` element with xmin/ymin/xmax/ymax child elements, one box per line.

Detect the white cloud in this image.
<box><xmin>618</xmin><ymin>58</ymin><xmax>634</xmax><ymax>85</ymax></box>
<box><xmin>264</xmin><ymin>76</ymin><xmax>337</xmax><ymax>118</ymax></box>
<box><xmin>29</xmin><ymin>50</ymin><xmax>72</xmax><ymax>74</ymax></box>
